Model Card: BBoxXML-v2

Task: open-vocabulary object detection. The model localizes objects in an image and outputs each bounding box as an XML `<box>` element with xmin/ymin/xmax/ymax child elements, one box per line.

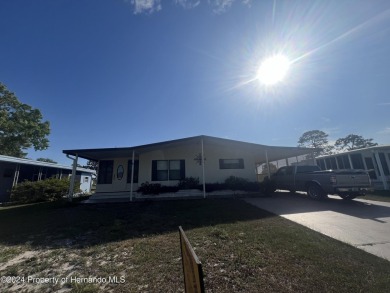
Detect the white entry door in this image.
<box><xmin>112</xmin><ymin>159</ymin><xmax>128</xmax><ymax>192</ymax></box>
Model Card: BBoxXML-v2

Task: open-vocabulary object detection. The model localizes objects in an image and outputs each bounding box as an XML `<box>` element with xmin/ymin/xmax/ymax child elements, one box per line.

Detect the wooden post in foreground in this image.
<box><xmin>179</xmin><ymin>226</ymin><xmax>205</xmax><ymax>293</ymax></box>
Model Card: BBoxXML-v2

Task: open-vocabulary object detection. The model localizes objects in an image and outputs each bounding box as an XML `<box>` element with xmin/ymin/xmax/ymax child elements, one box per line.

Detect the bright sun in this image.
<box><xmin>257</xmin><ymin>54</ymin><xmax>290</xmax><ymax>86</ymax></box>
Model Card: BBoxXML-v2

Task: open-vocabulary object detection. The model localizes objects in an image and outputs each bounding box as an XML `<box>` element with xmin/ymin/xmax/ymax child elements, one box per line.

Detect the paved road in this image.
<box><xmin>244</xmin><ymin>192</ymin><xmax>390</xmax><ymax>262</ymax></box>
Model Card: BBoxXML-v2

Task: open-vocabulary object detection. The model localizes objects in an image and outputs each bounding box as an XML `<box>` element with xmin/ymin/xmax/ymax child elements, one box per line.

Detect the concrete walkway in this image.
<box><xmin>244</xmin><ymin>192</ymin><xmax>390</xmax><ymax>262</ymax></box>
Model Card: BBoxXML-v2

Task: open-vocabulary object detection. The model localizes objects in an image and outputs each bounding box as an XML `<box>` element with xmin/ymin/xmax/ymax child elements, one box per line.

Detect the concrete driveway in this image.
<box><xmin>244</xmin><ymin>192</ymin><xmax>390</xmax><ymax>262</ymax></box>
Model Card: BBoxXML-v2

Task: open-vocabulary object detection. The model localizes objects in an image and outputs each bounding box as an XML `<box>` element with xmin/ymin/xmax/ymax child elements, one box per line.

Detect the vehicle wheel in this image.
<box><xmin>307</xmin><ymin>184</ymin><xmax>325</xmax><ymax>200</ymax></box>
<box><xmin>339</xmin><ymin>194</ymin><xmax>357</xmax><ymax>200</ymax></box>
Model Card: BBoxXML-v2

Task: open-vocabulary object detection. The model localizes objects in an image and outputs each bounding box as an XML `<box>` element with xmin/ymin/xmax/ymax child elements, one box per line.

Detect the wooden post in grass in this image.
<box><xmin>179</xmin><ymin>226</ymin><xmax>205</xmax><ymax>293</ymax></box>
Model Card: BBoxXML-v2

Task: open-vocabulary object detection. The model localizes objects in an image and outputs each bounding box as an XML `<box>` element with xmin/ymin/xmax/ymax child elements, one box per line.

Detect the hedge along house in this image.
<box><xmin>63</xmin><ymin>135</ymin><xmax>317</xmax><ymax>201</ymax></box>
<box><xmin>0</xmin><ymin>155</ymin><xmax>96</xmax><ymax>203</ymax></box>
<box><xmin>315</xmin><ymin>145</ymin><xmax>390</xmax><ymax>190</ymax></box>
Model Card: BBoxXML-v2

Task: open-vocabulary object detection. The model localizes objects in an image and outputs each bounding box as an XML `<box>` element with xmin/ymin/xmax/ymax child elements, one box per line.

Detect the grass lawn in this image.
<box><xmin>359</xmin><ymin>190</ymin><xmax>390</xmax><ymax>202</ymax></box>
<box><xmin>0</xmin><ymin>198</ymin><xmax>390</xmax><ymax>293</ymax></box>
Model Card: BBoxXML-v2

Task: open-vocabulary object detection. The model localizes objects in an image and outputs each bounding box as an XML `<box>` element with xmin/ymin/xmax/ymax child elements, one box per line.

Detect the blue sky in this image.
<box><xmin>1</xmin><ymin>0</ymin><xmax>390</xmax><ymax>166</ymax></box>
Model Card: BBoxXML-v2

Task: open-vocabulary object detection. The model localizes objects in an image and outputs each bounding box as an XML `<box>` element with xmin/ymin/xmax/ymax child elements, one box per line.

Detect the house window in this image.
<box><xmin>336</xmin><ymin>157</ymin><xmax>345</xmax><ymax>169</ymax></box>
<box><xmin>325</xmin><ymin>157</ymin><xmax>338</xmax><ymax>169</ymax></box>
<box><xmin>350</xmin><ymin>154</ymin><xmax>364</xmax><ymax>169</ymax></box>
<box><xmin>341</xmin><ymin>155</ymin><xmax>351</xmax><ymax>169</ymax></box>
<box><xmin>84</xmin><ymin>177</ymin><xmax>89</xmax><ymax>183</ymax></box>
<box><xmin>364</xmin><ymin>157</ymin><xmax>377</xmax><ymax>179</ymax></box>
<box><xmin>219</xmin><ymin>159</ymin><xmax>244</xmax><ymax>169</ymax></box>
<box><xmin>127</xmin><ymin>160</ymin><xmax>139</xmax><ymax>183</ymax></box>
<box><xmin>98</xmin><ymin>160</ymin><xmax>113</xmax><ymax>184</ymax></box>
<box><xmin>152</xmin><ymin>160</ymin><xmax>185</xmax><ymax>181</ymax></box>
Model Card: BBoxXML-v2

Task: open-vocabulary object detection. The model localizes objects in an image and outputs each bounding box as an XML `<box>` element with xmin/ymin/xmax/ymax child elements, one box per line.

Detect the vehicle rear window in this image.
<box><xmin>296</xmin><ymin>166</ymin><xmax>320</xmax><ymax>173</ymax></box>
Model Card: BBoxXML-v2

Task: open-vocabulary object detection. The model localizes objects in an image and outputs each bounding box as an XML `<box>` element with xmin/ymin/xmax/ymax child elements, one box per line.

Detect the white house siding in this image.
<box><xmin>139</xmin><ymin>144</ymin><xmax>258</xmax><ymax>186</ymax></box>
<box><xmin>202</xmin><ymin>144</ymin><xmax>258</xmax><ymax>183</ymax></box>
<box><xmin>96</xmin><ymin>143</ymin><xmax>260</xmax><ymax>193</ymax></box>
<box><xmin>96</xmin><ymin>157</ymin><xmax>139</xmax><ymax>193</ymax></box>
<box><xmin>139</xmin><ymin>144</ymin><xmax>203</xmax><ymax>186</ymax></box>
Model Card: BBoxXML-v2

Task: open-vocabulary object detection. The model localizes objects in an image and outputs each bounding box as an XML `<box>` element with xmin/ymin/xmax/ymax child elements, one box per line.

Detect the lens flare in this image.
<box><xmin>257</xmin><ymin>55</ymin><xmax>290</xmax><ymax>85</ymax></box>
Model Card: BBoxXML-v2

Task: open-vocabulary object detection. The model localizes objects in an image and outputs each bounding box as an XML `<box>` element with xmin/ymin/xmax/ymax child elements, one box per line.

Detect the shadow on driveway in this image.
<box><xmin>252</xmin><ymin>191</ymin><xmax>390</xmax><ymax>222</ymax></box>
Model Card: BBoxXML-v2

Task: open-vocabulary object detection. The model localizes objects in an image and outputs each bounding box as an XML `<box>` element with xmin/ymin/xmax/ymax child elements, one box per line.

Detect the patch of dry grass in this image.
<box><xmin>0</xmin><ymin>199</ymin><xmax>389</xmax><ymax>292</ymax></box>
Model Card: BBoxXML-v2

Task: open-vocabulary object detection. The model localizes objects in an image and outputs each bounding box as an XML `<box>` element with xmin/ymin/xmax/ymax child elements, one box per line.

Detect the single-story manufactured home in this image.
<box><xmin>0</xmin><ymin>155</ymin><xmax>96</xmax><ymax>202</ymax></box>
<box><xmin>316</xmin><ymin>145</ymin><xmax>390</xmax><ymax>190</ymax></box>
<box><xmin>63</xmin><ymin>135</ymin><xmax>317</xmax><ymax>200</ymax></box>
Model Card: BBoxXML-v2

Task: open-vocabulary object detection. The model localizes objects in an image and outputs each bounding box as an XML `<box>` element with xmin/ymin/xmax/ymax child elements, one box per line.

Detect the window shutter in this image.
<box><xmin>134</xmin><ymin>160</ymin><xmax>139</xmax><ymax>183</ymax></box>
<box><xmin>180</xmin><ymin>160</ymin><xmax>185</xmax><ymax>179</ymax></box>
<box><xmin>152</xmin><ymin>160</ymin><xmax>157</xmax><ymax>181</ymax></box>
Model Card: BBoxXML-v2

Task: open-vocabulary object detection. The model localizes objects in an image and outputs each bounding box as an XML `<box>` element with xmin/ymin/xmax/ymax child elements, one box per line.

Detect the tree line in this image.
<box><xmin>297</xmin><ymin>130</ymin><xmax>378</xmax><ymax>157</ymax></box>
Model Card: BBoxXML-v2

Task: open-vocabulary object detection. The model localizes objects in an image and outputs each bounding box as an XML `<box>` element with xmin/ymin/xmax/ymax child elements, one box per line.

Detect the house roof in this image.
<box><xmin>63</xmin><ymin>135</ymin><xmax>318</xmax><ymax>164</ymax></box>
<box><xmin>316</xmin><ymin>144</ymin><xmax>390</xmax><ymax>159</ymax></box>
<box><xmin>0</xmin><ymin>155</ymin><xmax>96</xmax><ymax>174</ymax></box>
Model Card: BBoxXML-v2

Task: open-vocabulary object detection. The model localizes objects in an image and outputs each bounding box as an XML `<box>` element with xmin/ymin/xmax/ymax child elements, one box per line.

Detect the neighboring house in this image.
<box><xmin>63</xmin><ymin>135</ymin><xmax>316</xmax><ymax>200</ymax></box>
<box><xmin>0</xmin><ymin>155</ymin><xmax>96</xmax><ymax>202</ymax></box>
<box><xmin>315</xmin><ymin>145</ymin><xmax>390</xmax><ymax>190</ymax></box>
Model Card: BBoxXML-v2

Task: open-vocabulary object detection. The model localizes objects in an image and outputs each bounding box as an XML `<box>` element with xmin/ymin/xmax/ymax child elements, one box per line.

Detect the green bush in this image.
<box><xmin>137</xmin><ymin>182</ymin><xmax>179</xmax><ymax>195</ymax></box>
<box><xmin>224</xmin><ymin>176</ymin><xmax>249</xmax><ymax>191</ymax></box>
<box><xmin>11</xmin><ymin>178</ymin><xmax>80</xmax><ymax>203</ymax></box>
<box><xmin>178</xmin><ymin>177</ymin><xmax>201</xmax><ymax>190</ymax></box>
<box><xmin>205</xmin><ymin>182</ymin><xmax>227</xmax><ymax>192</ymax></box>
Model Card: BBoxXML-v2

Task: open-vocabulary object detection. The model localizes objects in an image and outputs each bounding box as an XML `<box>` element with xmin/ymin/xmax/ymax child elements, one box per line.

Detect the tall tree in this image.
<box><xmin>37</xmin><ymin>158</ymin><xmax>57</xmax><ymax>164</ymax></box>
<box><xmin>82</xmin><ymin>160</ymin><xmax>98</xmax><ymax>171</ymax></box>
<box><xmin>298</xmin><ymin>130</ymin><xmax>333</xmax><ymax>158</ymax></box>
<box><xmin>334</xmin><ymin>134</ymin><xmax>378</xmax><ymax>152</ymax></box>
<box><xmin>0</xmin><ymin>83</ymin><xmax>50</xmax><ymax>157</ymax></box>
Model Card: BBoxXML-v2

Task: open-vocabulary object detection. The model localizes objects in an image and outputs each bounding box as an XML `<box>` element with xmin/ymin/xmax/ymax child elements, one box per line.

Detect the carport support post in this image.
<box><xmin>130</xmin><ymin>150</ymin><xmax>135</xmax><ymax>202</ymax></box>
<box><xmin>12</xmin><ymin>164</ymin><xmax>20</xmax><ymax>187</ymax></box>
<box><xmin>201</xmin><ymin>138</ymin><xmax>206</xmax><ymax>198</ymax></box>
<box><xmin>68</xmin><ymin>154</ymin><xmax>78</xmax><ymax>202</ymax></box>
<box><xmin>265</xmin><ymin>150</ymin><xmax>270</xmax><ymax>178</ymax></box>
<box><xmin>38</xmin><ymin>167</ymin><xmax>42</xmax><ymax>181</ymax></box>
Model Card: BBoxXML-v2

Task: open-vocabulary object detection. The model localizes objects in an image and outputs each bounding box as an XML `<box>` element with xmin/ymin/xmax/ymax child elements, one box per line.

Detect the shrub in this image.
<box><xmin>138</xmin><ymin>182</ymin><xmax>162</xmax><ymax>195</ymax></box>
<box><xmin>244</xmin><ymin>181</ymin><xmax>262</xmax><ymax>192</ymax></box>
<box><xmin>11</xmin><ymin>178</ymin><xmax>80</xmax><ymax>203</ymax></box>
<box><xmin>205</xmin><ymin>183</ymin><xmax>227</xmax><ymax>192</ymax></box>
<box><xmin>137</xmin><ymin>182</ymin><xmax>179</xmax><ymax>195</ymax></box>
<box><xmin>224</xmin><ymin>176</ymin><xmax>248</xmax><ymax>191</ymax></box>
<box><xmin>178</xmin><ymin>177</ymin><xmax>201</xmax><ymax>190</ymax></box>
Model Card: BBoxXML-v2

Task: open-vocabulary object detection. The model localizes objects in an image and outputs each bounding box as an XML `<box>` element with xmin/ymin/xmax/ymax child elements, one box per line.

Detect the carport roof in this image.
<box><xmin>63</xmin><ymin>135</ymin><xmax>318</xmax><ymax>164</ymax></box>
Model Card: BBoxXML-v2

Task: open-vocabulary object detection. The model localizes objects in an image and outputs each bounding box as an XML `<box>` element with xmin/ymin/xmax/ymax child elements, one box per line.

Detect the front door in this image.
<box><xmin>112</xmin><ymin>159</ymin><xmax>128</xmax><ymax>192</ymax></box>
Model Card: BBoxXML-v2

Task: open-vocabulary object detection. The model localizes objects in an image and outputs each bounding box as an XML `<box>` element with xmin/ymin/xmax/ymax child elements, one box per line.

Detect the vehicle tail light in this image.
<box><xmin>330</xmin><ymin>175</ymin><xmax>337</xmax><ymax>185</ymax></box>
